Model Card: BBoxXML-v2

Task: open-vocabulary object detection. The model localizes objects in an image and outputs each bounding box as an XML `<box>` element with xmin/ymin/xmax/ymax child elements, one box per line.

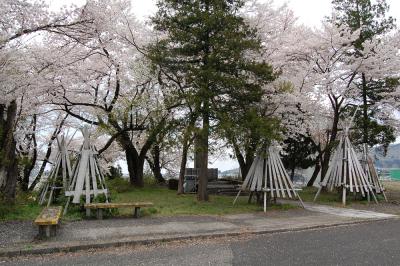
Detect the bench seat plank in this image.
<box><xmin>84</xmin><ymin>202</ymin><xmax>154</xmax><ymax>209</ymax></box>
<box><xmin>34</xmin><ymin>206</ymin><xmax>62</xmax><ymax>225</ymax></box>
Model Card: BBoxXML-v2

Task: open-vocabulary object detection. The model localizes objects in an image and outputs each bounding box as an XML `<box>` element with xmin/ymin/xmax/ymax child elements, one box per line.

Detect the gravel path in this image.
<box><xmin>0</xmin><ymin>221</ymin><xmax>36</xmax><ymax>248</ymax></box>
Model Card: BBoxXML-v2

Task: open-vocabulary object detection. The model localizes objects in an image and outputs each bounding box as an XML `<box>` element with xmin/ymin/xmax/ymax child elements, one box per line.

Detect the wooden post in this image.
<box><xmin>263</xmin><ymin>191</ymin><xmax>267</xmax><ymax>213</ymax></box>
<box><xmin>47</xmin><ymin>187</ymin><xmax>54</xmax><ymax>207</ymax></box>
<box><xmin>342</xmin><ymin>186</ymin><xmax>346</xmax><ymax>206</ymax></box>
<box><xmin>232</xmin><ymin>190</ymin><xmax>241</xmax><ymax>206</ymax></box>
<box><xmin>134</xmin><ymin>207</ymin><xmax>141</xmax><ymax>218</ymax></box>
<box><xmin>96</xmin><ymin>208</ymin><xmax>103</xmax><ymax>219</ymax></box>
<box><xmin>314</xmin><ymin>186</ymin><xmax>323</xmax><ymax>202</ymax></box>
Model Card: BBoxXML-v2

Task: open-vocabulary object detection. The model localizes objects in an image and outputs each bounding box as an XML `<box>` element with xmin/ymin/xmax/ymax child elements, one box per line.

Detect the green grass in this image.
<box><xmin>0</xmin><ymin>193</ymin><xmax>42</xmax><ymax>221</ymax></box>
<box><xmin>299</xmin><ymin>187</ymin><xmax>341</xmax><ymax>205</ymax></box>
<box><xmin>298</xmin><ymin>186</ymin><xmax>389</xmax><ymax>206</ymax></box>
<box><xmin>0</xmin><ymin>178</ymin><xmax>297</xmax><ymax>221</ymax></box>
<box><xmin>108</xmin><ymin>178</ymin><xmax>295</xmax><ymax>217</ymax></box>
<box><xmin>0</xmin><ymin>192</ymin><xmax>85</xmax><ymax>222</ymax></box>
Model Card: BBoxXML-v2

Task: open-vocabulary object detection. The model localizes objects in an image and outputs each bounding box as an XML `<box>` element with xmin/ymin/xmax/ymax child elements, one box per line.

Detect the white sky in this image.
<box><xmin>131</xmin><ymin>0</ymin><xmax>400</xmax><ymax>27</ymax></box>
<box><xmin>49</xmin><ymin>0</ymin><xmax>400</xmax><ymax>28</ymax></box>
<box><xmin>47</xmin><ymin>0</ymin><xmax>400</xmax><ymax>172</ymax></box>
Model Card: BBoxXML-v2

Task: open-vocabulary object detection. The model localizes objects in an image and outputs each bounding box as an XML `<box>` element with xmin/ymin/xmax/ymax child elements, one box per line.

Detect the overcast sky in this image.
<box><xmin>49</xmin><ymin>0</ymin><xmax>400</xmax><ymax>28</ymax></box>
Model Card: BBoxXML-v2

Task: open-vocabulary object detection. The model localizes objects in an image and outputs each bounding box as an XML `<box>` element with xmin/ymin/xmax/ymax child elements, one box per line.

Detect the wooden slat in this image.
<box><xmin>72</xmin><ymin>150</ymin><xmax>90</xmax><ymax>203</ymax></box>
<box><xmin>241</xmin><ymin>156</ymin><xmax>258</xmax><ymax>190</ymax></box>
<box><xmin>89</xmin><ymin>155</ymin><xmax>98</xmax><ymax>196</ymax></box>
<box><xmin>275</xmin><ymin>151</ymin><xmax>293</xmax><ymax>198</ymax></box>
<box><xmin>269</xmin><ymin>152</ymin><xmax>281</xmax><ymax>198</ymax></box>
<box><xmin>271</xmin><ymin>150</ymin><xmax>285</xmax><ymax>198</ymax></box>
<box><xmin>346</xmin><ymin>137</ymin><xmax>355</xmax><ymax>193</ymax></box>
<box><xmin>270</xmin><ymin>152</ymin><xmax>286</xmax><ymax>198</ymax></box>
<box><xmin>65</xmin><ymin>189</ymin><xmax>108</xmax><ymax>197</ymax></box>
<box><xmin>34</xmin><ymin>206</ymin><xmax>62</xmax><ymax>225</ymax></box>
<box><xmin>342</xmin><ymin>138</ymin><xmax>347</xmax><ymax>191</ymax></box>
<box><xmin>349</xmin><ymin>140</ymin><xmax>368</xmax><ymax>196</ymax></box>
<box><xmin>268</xmin><ymin>152</ymin><xmax>274</xmax><ymax>198</ymax></box>
<box><xmin>85</xmin><ymin>202</ymin><xmax>154</xmax><ymax>209</ymax></box>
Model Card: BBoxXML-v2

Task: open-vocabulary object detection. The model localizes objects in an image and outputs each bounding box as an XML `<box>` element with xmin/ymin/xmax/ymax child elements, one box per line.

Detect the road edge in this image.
<box><xmin>1</xmin><ymin>217</ymin><xmax>397</xmax><ymax>258</ymax></box>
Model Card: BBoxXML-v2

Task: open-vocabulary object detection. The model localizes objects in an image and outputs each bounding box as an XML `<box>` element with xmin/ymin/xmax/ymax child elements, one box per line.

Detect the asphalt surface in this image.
<box><xmin>4</xmin><ymin>219</ymin><xmax>400</xmax><ymax>266</ymax></box>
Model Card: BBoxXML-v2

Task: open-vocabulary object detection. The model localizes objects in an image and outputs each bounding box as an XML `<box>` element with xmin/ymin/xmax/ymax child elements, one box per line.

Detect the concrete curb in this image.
<box><xmin>1</xmin><ymin>217</ymin><xmax>396</xmax><ymax>258</ymax></box>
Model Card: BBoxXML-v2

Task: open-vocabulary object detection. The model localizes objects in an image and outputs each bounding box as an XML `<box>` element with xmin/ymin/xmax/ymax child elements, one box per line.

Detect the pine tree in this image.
<box><xmin>331</xmin><ymin>0</ymin><xmax>398</xmax><ymax>147</ymax></box>
<box><xmin>149</xmin><ymin>0</ymin><xmax>275</xmax><ymax>201</ymax></box>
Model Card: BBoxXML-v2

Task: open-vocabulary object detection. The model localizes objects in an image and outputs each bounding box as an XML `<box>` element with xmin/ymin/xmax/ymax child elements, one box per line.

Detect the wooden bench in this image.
<box><xmin>84</xmin><ymin>202</ymin><xmax>154</xmax><ymax>219</ymax></box>
<box><xmin>34</xmin><ymin>206</ymin><xmax>62</xmax><ymax>238</ymax></box>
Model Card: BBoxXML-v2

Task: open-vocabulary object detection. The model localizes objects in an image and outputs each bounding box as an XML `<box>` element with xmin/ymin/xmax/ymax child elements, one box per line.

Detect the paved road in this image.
<box><xmin>4</xmin><ymin>219</ymin><xmax>400</xmax><ymax>266</ymax></box>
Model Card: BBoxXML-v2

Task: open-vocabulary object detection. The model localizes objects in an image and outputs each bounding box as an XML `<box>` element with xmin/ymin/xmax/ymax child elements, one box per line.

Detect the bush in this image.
<box><xmin>144</xmin><ymin>173</ymin><xmax>157</xmax><ymax>186</ymax></box>
<box><xmin>107</xmin><ymin>177</ymin><xmax>133</xmax><ymax>193</ymax></box>
<box><xmin>92</xmin><ymin>193</ymin><xmax>109</xmax><ymax>203</ymax></box>
<box><xmin>107</xmin><ymin>165</ymin><xmax>123</xmax><ymax>180</ymax></box>
<box><xmin>168</xmin><ymin>179</ymin><xmax>178</xmax><ymax>190</ymax></box>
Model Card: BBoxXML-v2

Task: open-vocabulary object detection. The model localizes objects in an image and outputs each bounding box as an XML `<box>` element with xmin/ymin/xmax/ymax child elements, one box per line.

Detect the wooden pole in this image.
<box><xmin>263</xmin><ymin>191</ymin><xmax>267</xmax><ymax>213</ymax></box>
<box><xmin>233</xmin><ymin>190</ymin><xmax>241</xmax><ymax>206</ymax></box>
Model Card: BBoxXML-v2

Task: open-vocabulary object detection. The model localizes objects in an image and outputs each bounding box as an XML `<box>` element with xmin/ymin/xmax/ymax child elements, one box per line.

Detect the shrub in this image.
<box><xmin>168</xmin><ymin>179</ymin><xmax>178</xmax><ymax>190</ymax></box>
<box><xmin>107</xmin><ymin>177</ymin><xmax>133</xmax><ymax>193</ymax></box>
<box><xmin>106</xmin><ymin>165</ymin><xmax>123</xmax><ymax>180</ymax></box>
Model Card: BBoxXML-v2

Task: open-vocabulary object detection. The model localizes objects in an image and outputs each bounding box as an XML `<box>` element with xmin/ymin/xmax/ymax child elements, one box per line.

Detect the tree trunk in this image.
<box><xmin>177</xmin><ymin>130</ymin><xmax>191</xmax><ymax>194</ymax></box>
<box><xmin>240</xmin><ymin>154</ymin><xmax>254</xmax><ymax>181</ymax></box>
<box><xmin>4</xmin><ymin>138</ymin><xmax>18</xmax><ymax>202</ymax></box>
<box><xmin>29</xmin><ymin>115</ymin><xmax>67</xmax><ymax>191</ymax></box>
<box><xmin>320</xmin><ymin>105</ymin><xmax>340</xmax><ymax>178</ymax></box>
<box><xmin>118</xmin><ymin>132</ymin><xmax>144</xmax><ymax>187</ymax></box>
<box><xmin>307</xmin><ymin>163</ymin><xmax>321</xmax><ymax>187</ymax></box>
<box><xmin>362</xmin><ymin>73</ymin><xmax>369</xmax><ymax>145</ymax></box>
<box><xmin>124</xmin><ymin>145</ymin><xmax>140</xmax><ymax>186</ymax></box>
<box><xmin>20</xmin><ymin>114</ymin><xmax>37</xmax><ymax>192</ymax></box>
<box><xmin>197</xmin><ymin>104</ymin><xmax>209</xmax><ymax>201</ymax></box>
<box><xmin>178</xmin><ymin>114</ymin><xmax>196</xmax><ymax>194</ymax></box>
<box><xmin>290</xmin><ymin>167</ymin><xmax>295</xmax><ymax>181</ymax></box>
<box><xmin>230</xmin><ymin>139</ymin><xmax>255</xmax><ymax>181</ymax></box>
<box><xmin>0</xmin><ymin>100</ymin><xmax>18</xmax><ymax>202</ymax></box>
<box><xmin>148</xmin><ymin>145</ymin><xmax>164</xmax><ymax>183</ymax></box>
<box><xmin>135</xmin><ymin>156</ymin><xmax>145</xmax><ymax>187</ymax></box>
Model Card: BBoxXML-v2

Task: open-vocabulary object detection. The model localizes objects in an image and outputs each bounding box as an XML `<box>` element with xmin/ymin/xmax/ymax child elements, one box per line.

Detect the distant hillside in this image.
<box><xmin>372</xmin><ymin>143</ymin><xmax>400</xmax><ymax>169</ymax></box>
<box><xmin>219</xmin><ymin>168</ymin><xmax>240</xmax><ymax>177</ymax></box>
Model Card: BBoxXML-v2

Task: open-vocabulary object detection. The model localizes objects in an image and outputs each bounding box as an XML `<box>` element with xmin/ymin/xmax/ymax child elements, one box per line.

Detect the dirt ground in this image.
<box><xmin>350</xmin><ymin>181</ymin><xmax>400</xmax><ymax>215</ymax></box>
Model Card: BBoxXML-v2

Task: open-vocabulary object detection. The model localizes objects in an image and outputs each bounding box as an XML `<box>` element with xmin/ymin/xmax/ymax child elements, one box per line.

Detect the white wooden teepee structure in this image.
<box><xmin>362</xmin><ymin>144</ymin><xmax>388</xmax><ymax>201</ymax></box>
<box><xmin>314</xmin><ymin>126</ymin><xmax>378</xmax><ymax>206</ymax></box>
<box><xmin>233</xmin><ymin>146</ymin><xmax>304</xmax><ymax>212</ymax></box>
<box><xmin>64</xmin><ymin>127</ymin><xmax>108</xmax><ymax>215</ymax></box>
<box><xmin>39</xmin><ymin>136</ymin><xmax>73</xmax><ymax>206</ymax></box>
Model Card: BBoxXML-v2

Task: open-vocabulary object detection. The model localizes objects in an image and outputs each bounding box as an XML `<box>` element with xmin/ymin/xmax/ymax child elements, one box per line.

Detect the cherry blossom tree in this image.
<box><xmin>45</xmin><ymin>0</ymin><xmax>180</xmax><ymax>187</ymax></box>
<box><xmin>0</xmin><ymin>0</ymin><xmax>91</xmax><ymax>201</ymax></box>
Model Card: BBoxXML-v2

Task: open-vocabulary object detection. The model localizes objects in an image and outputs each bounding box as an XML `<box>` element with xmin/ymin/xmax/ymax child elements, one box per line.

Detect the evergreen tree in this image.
<box><xmin>281</xmin><ymin>134</ymin><xmax>318</xmax><ymax>181</ymax></box>
<box><xmin>331</xmin><ymin>0</ymin><xmax>398</xmax><ymax>147</ymax></box>
<box><xmin>149</xmin><ymin>0</ymin><xmax>275</xmax><ymax>200</ymax></box>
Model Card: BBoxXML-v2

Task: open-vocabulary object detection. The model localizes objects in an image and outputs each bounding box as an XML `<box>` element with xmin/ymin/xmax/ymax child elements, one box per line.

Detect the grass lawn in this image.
<box><xmin>3</xmin><ymin>180</ymin><xmax>399</xmax><ymax>222</ymax></box>
<box><xmin>299</xmin><ymin>186</ymin><xmax>342</xmax><ymax>205</ymax></box>
<box><xmin>299</xmin><ymin>185</ymin><xmax>392</xmax><ymax>206</ymax></box>
<box><xmin>0</xmin><ymin>178</ymin><xmax>296</xmax><ymax>221</ymax></box>
<box><xmin>382</xmin><ymin>181</ymin><xmax>400</xmax><ymax>200</ymax></box>
<box><xmin>106</xmin><ymin>178</ymin><xmax>295</xmax><ymax>217</ymax></box>
<box><xmin>0</xmin><ymin>193</ymin><xmax>43</xmax><ymax>221</ymax></box>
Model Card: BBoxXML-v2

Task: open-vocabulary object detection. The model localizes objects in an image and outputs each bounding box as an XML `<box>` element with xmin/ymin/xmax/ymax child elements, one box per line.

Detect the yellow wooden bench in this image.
<box><xmin>84</xmin><ymin>202</ymin><xmax>154</xmax><ymax>219</ymax></box>
<box><xmin>34</xmin><ymin>206</ymin><xmax>62</xmax><ymax>238</ymax></box>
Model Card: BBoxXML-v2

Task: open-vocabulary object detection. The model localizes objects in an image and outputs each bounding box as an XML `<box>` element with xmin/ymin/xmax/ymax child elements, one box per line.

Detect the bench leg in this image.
<box><xmin>38</xmin><ymin>225</ymin><xmax>57</xmax><ymax>238</ymax></box>
<box><xmin>38</xmin><ymin>225</ymin><xmax>46</xmax><ymax>239</ymax></box>
<box><xmin>96</xmin><ymin>209</ymin><xmax>103</xmax><ymax>220</ymax></box>
<box><xmin>133</xmin><ymin>207</ymin><xmax>141</xmax><ymax>218</ymax></box>
<box><xmin>86</xmin><ymin>208</ymin><xmax>91</xmax><ymax>217</ymax></box>
<box><xmin>50</xmin><ymin>225</ymin><xmax>57</xmax><ymax>237</ymax></box>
